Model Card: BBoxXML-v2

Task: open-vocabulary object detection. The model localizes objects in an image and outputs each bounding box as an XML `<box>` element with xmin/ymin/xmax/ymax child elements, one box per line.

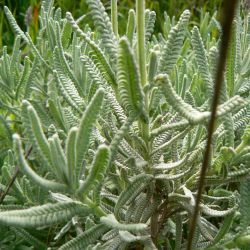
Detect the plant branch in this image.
<box><xmin>187</xmin><ymin>1</ymin><xmax>238</xmax><ymax>249</ymax></box>
<box><xmin>111</xmin><ymin>0</ymin><xmax>118</xmax><ymax>38</ymax></box>
<box><xmin>0</xmin><ymin>146</ymin><xmax>32</xmax><ymax>204</ymax></box>
<box><xmin>136</xmin><ymin>0</ymin><xmax>150</xmax><ymax>153</ymax></box>
<box><xmin>136</xmin><ymin>0</ymin><xmax>147</xmax><ymax>87</ymax></box>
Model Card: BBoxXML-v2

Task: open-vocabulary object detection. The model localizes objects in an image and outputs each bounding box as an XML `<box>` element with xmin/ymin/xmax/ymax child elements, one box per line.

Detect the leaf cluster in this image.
<box><xmin>0</xmin><ymin>0</ymin><xmax>249</xmax><ymax>249</ymax></box>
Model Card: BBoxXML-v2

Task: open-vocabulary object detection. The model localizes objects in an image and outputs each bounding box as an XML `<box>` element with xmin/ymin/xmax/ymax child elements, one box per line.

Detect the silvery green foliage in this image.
<box><xmin>0</xmin><ymin>0</ymin><xmax>250</xmax><ymax>249</ymax></box>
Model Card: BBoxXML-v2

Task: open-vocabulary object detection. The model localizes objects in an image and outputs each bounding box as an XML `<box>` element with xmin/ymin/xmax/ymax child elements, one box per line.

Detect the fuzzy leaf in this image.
<box><xmin>11</xmin><ymin>227</ymin><xmax>47</xmax><ymax>249</ymax></box>
<box><xmin>77</xmin><ymin>145</ymin><xmax>110</xmax><ymax>196</ymax></box>
<box><xmin>126</xmin><ymin>9</ymin><xmax>136</xmax><ymax>44</ymax></box>
<box><xmin>117</xmin><ymin>37</ymin><xmax>147</xmax><ymax>121</ymax></box>
<box><xmin>13</xmin><ymin>134</ymin><xmax>68</xmax><ymax>192</ymax></box>
<box><xmin>75</xmin><ymin>88</ymin><xmax>104</xmax><ymax>178</ymax></box>
<box><xmin>240</xmin><ymin>177</ymin><xmax>250</xmax><ymax>229</ymax></box>
<box><xmin>22</xmin><ymin>101</ymin><xmax>53</xmax><ymax>167</ymax></box>
<box><xmin>0</xmin><ymin>201</ymin><xmax>89</xmax><ymax>228</ymax></box>
<box><xmin>48</xmin><ymin>134</ymin><xmax>68</xmax><ymax>184</ymax></box>
<box><xmin>66</xmin><ymin>127</ymin><xmax>78</xmax><ymax>188</ymax></box>
<box><xmin>158</xmin><ymin>9</ymin><xmax>190</xmax><ymax>74</ymax></box>
<box><xmin>86</xmin><ymin>0</ymin><xmax>117</xmax><ymax>64</ymax></box>
<box><xmin>145</xmin><ymin>10</ymin><xmax>156</xmax><ymax>42</ymax></box>
<box><xmin>191</xmin><ymin>26</ymin><xmax>213</xmax><ymax>97</ymax></box>
<box><xmin>101</xmin><ymin>214</ymin><xmax>148</xmax><ymax>232</ymax></box>
<box><xmin>155</xmin><ymin>74</ymin><xmax>209</xmax><ymax>124</ymax></box>
<box><xmin>155</xmin><ymin>74</ymin><xmax>248</xmax><ymax>124</ymax></box>
<box><xmin>114</xmin><ymin>174</ymin><xmax>153</xmax><ymax>218</ymax></box>
<box><xmin>59</xmin><ymin>224</ymin><xmax>108</xmax><ymax>250</ymax></box>
<box><xmin>66</xmin><ymin>12</ymin><xmax>116</xmax><ymax>88</ymax></box>
<box><xmin>4</xmin><ymin>6</ymin><xmax>29</xmax><ymax>43</ymax></box>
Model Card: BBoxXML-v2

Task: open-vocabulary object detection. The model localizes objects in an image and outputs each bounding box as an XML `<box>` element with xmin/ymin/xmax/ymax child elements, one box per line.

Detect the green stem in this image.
<box><xmin>235</xmin><ymin>141</ymin><xmax>247</xmax><ymax>154</ymax></box>
<box><xmin>136</xmin><ymin>0</ymin><xmax>147</xmax><ymax>87</ymax></box>
<box><xmin>136</xmin><ymin>0</ymin><xmax>150</xmax><ymax>157</ymax></box>
<box><xmin>111</xmin><ymin>0</ymin><xmax>118</xmax><ymax>38</ymax></box>
<box><xmin>126</xmin><ymin>9</ymin><xmax>136</xmax><ymax>44</ymax></box>
<box><xmin>84</xmin><ymin>196</ymin><xmax>106</xmax><ymax>217</ymax></box>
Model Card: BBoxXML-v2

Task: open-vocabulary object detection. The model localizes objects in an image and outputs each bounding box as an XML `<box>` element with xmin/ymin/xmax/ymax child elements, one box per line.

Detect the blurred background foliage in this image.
<box><xmin>0</xmin><ymin>0</ymin><xmax>224</xmax><ymax>52</ymax></box>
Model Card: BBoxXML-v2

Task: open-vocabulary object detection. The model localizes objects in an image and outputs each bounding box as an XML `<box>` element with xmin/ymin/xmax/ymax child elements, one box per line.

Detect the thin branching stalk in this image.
<box><xmin>136</xmin><ymin>0</ymin><xmax>147</xmax><ymax>87</ymax></box>
<box><xmin>136</xmin><ymin>0</ymin><xmax>150</xmax><ymax>155</ymax></box>
<box><xmin>0</xmin><ymin>146</ymin><xmax>32</xmax><ymax>204</ymax></box>
<box><xmin>111</xmin><ymin>0</ymin><xmax>118</xmax><ymax>38</ymax></box>
<box><xmin>1</xmin><ymin>1</ymin><xmax>249</xmax><ymax>248</ymax></box>
<box><xmin>187</xmin><ymin>1</ymin><xmax>239</xmax><ymax>249</ymax></box>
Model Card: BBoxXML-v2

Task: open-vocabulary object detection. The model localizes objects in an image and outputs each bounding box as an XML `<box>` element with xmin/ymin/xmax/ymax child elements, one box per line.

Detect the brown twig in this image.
<box><xmin>186</xmin><ymin>1</ymin><xmax>238</xmax><ymax>249</ymax></box>
<box><xmin>0</xmin><ymin>146</ymin><xmax>32</xmax><ymax>204</ymax></box>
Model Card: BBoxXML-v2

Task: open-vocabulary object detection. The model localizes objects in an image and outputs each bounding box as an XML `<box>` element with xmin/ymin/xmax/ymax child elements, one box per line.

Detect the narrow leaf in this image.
<box><xmin>0</xmin><ymin>201</ymin><xmax>89</xmax><ymax>228</ymax></box>
<box><xmin>101</xmin><ymin>214</ymin><xmax>147</xmax><ymax>232</ymax></box>
<box><xmin>13</xmin><ymin>134</ymin><xmax>67</xmax><ymax>192</ymax></box>
<box><xmin>117</xmin><ymin>37</ymin><xmax>147</xmax><ymax>121</ymax></box>
<box><xmin>114</xmin><ymin>174</ymin><xmax>153</xmax><ymax>218</ymax></box>
<box><xmin>77</xmin><ymin>145</ymin><xmax>110</xmax><ymax>196</ymax></box>
<box><xmin>75</xmin><ymin>88</ymin><xmax>104</xmax><ymax>178</ymax></box>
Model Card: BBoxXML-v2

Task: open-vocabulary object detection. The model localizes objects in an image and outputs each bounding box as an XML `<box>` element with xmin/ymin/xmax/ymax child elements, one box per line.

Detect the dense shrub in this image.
<box><xmin>0</xmin><ymin>0</ymin><xmax>249</xmax><ymax>249</ymax></box>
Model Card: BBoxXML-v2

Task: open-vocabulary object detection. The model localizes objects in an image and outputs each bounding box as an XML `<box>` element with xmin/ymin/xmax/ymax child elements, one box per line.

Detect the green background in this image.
<box><xmin>0</xmin><ymin>0</ymin><xmax>223</xmax><ymax>51</ymax></box>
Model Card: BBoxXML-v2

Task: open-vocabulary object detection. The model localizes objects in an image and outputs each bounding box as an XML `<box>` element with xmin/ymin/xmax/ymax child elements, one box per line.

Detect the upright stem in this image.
<box><xmin>0</xmin><ymin>146</ymin><xmax>32</xmax><ymax>204</ymax></box>
<box><xmin>126</xmin><ymin>9</ymin><xmax>136</xmax><ymax>44</ymax></box>
<box><xmin>136</xmin><ymin>0</ymin><xmax>147</xmax><ymax>87</ymax></box>
<box><xmin>111</xmin><ymin>0</ymin><xmax>118</xmax><ymax>38</ymax></box>
<box><xmin>136</xmin><ymin>0</ymin><xmax>150</xmax><ymax>155</ymax></box>
<box><xmin>83</xmin><ymin>196</ymin><xmax>106</xmax><ymax>217</ymax></box>
<box><xmin>187</xmin><ymin>0</ymin><xmax>238</xmax><ymax>249</ymax></box>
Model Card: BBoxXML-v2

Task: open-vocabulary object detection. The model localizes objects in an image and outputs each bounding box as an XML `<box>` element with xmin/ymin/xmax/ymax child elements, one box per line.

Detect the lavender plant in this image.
<box><xmin>0</xmin><ymin>0</ymin><xmax>249</xmax><ymax>249</ymax></box>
